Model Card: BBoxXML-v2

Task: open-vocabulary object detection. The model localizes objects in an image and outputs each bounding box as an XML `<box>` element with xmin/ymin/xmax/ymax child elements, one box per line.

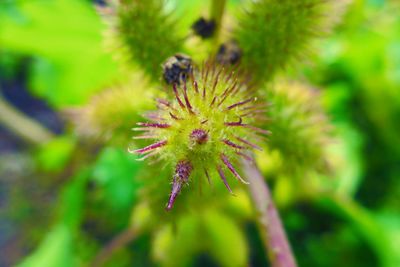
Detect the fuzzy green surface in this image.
<box><xmin>266</xmin><ymin>81</ymin><xmax>332</xmax><ymax>176</ymax></box>
<box><xmin>72</xmin><ymin>75</ymin><xmax>154</xmax><ymax>144</ymax></box>
<box><xmin>234</xmin><ymin>0</ymin><xmax>344</xmax><ymax>84</ymax></box>
<box><xmin>117</xmin><ymin>0</ymin><xmax>183</xmax><ymax>81</ymax></box>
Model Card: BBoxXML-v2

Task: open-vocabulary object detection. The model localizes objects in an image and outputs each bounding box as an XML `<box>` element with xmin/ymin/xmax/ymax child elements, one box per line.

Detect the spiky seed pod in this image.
<box><xmin>234</xmin><ymin>0</ymin><xmax>349</xmax><ymax>84</ymax></box>
<box><xmin>66</xmin><ymin>74</ymin><xmax>153</xmax><ymax>143</ymax></box>
<box><xmin>266</xmin><ymin>81</ymin><xmax>332</xmax><ymax>176</ymax></box>
<box><xmin>131</xmin><ymin>63</ymin><xmax>269</xmax><ymax>210</ymax></box>
<box><xmin>116</xmin><ymin>0</ymin><xmax>184</xmax><ymax>81</ymax></box>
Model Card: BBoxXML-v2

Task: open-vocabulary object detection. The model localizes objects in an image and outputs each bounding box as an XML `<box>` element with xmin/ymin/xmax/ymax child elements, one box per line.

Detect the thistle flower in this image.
<box><xmin>130</xmin><ymin>63</ymin><xmax>269</xmax><ymax>210</ymax></box>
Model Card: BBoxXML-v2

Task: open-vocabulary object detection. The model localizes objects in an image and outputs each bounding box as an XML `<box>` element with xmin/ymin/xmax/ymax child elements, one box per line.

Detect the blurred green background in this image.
<box><xmin>0</xmin><ymin>0</ymin><xmax>399</xmax><ymax>266</ymax></box>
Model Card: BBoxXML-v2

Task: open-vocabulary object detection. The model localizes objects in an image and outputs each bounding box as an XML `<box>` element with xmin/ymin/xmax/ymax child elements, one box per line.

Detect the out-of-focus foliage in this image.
<box><xmin>234</xmin><ymin>0</ymin><xmax>348</xmax><ymax>84</ymax></box>
<box><xmin>1</xmin><ymin>0</ymin><xmax>400</xmax><ymax>267</ymax></box>
<box><xmin>0</xmin><ymin>0</ymin><xmax>118</xmax><ymax>107</ymax></box>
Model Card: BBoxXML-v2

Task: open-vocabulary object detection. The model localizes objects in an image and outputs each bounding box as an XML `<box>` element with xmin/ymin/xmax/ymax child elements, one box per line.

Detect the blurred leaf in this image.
<box><xmin>153</xmin><ymin>215</ymin><xmax>201</xmax><ymax>267</ymax></box>
<box><xmin>0</xmin><ymin>0</ymin><xmax>118</xmax><ymax>107</ymax></box>
<box><xmin>17</xmin><ymin>224</ymin><xmax>77</xmax><ymax>267</ymax></box>
<box><xmin>35</xmin><ymin>136</ymin><xmax>76</xmax><ymax>172</ymax></box>
<box><xmin>58</xmin><ymin>168</ymin><xmax>90</xmax><ymax>231</ymax></box>
<box><xmin>203</xmin><ymin>210</ymin><xmax>248</xmax><ymax>267</ymax></box>
<box><xmin>92</xmin><ymin>147</ymin><xmax>143</xmax><ymax>211</ymax></box>
<box><xmin>317</xmin><ymin>195</ymin><xmax>397</xmax><ymax>267</ymax></box>
<box><xmin>17</xmin><ymin>168</ymin><xmax>90</xmax><ymax>267</ymax></box>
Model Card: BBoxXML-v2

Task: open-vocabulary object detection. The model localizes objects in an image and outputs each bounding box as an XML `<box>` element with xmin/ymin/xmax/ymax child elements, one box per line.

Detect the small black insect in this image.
<box><xmin>216</xmin><ymin>40</ymin><xmax>242</xmax><ymax>65</ymax></box>
<box><xmin>191</xmin><ymin>17</ymin><xmax>216</xmax><ymax>39</ymax></box>
<box><xmin>162</xmin><ymin>53</ymin><xmax>192</xmax><ymax>85</ymax></box>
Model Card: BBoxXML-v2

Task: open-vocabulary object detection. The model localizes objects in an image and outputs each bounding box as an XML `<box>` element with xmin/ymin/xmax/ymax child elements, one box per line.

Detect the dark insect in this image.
<box><xmin>162</xmin><ymin>53</ymin><xmax>192</xmax><ymax>85</ymax></box>
<box><xmin>216</xmin><ymin>40</ymin><xmax>242</xmax><ymax>65</ymax></box>
<box><xmin>191</xmin><ymin>17</ymin><xmax>216</xmax><ymax>39</ymax></box>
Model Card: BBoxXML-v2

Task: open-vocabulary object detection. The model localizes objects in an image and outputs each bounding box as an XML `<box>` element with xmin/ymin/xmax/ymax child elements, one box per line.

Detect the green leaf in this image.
<box><xmin>92</xmin><ymin>147</ymin><xmax>143</xmax><ymax>211</ymax></box>
<box><xmin>17</xmin><ymin>168</ymin><xmax>91</xmax><ymax>266</ymax></box>
<box><xmin>203</xmin><ymin>210</ymin><xmax>248</xmax><ymax>267</ymax></box>
<box><xmin>17</xmin><ymin>224</ymin><xmax>77</xmax><ymax>267</ymax></box>
<box><xmin>317</xmin><ymin>195</ymin><xmax>398</xmax><ymax>267</ymax></box>
<box><xmin>0</xmin><ymin>0</ymin><xmax>118</xmax><ymax>107</ymax></box>
<box><xmin>35</xmin><ymin>136</ymin><xmax>76</xmax><ymax>172</ymax></box>
<box><xmin>58</xmin><ymin>168</ymin><xmax>91</xmax><ymax>231</ymax></box>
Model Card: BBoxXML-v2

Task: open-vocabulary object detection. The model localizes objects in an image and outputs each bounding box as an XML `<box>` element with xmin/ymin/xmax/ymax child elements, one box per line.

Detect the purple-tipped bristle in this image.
<box><xmin>220</xmin><ymin>153</ymin><xmax>249</xmax><ymax>184</ymax></box>
<box><xmin>169</xmin><ymin>112</ymin><xmax>181</xmax><ymax>120</ymax></box>
<box><xmin>235</xmin><ymin>151</ymin><xmax>254</xmax><ymax>162</ymax></box>
<box><xmin>222</xmin><ymin>139</ymin><xmax>245</xmax><ymax>150</ymax></box>
<box><xmin>217</xmin><ymin>165</ymin><xmax>233</xmax><ymax>194</ymax></box>
<box><xmin>137</xmin><ymin>122</ymin><xmax>171</xmax><ymax>128</ymax></box>
<box><xmin>225</xmin><ymin>117</ymin><xmax>243</xmax><ymax>126</ymax></box>
<box><xmin>182</xmin><ymin>81</ymin><xmax>194</xmax><ymax>112</ymax></box>
<box><xmin>166</xmin><ymin>160</ymin><xmax>193</xmax><ymax>211</ymax></box>
<box><xmin>134</xmin><ymin>140</ymin><xmax>167</xmax><ymax>154</ymax></box>
<box><xmin>235</xmin><ymin>136</ymin><xmax>262</xmax><ymax>151</ymax></box>
<box><xmin>172</xmin><ymin>83</ymin><xmax>186</xmax><ymax>109</ymax></box>
<box><xmin>226</xmin><ymin>97</ymin><xmax>254</xmax><ymax>110</ymax></box>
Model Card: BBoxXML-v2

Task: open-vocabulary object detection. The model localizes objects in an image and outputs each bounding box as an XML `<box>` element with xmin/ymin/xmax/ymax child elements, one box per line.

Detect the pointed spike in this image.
<box><xmin>132</xmin><ymin>127</ymin><xmax>153</xmax><ymax>132</ymax></box>
<box><xmin>204</xmin><ymin>64</ymin><xmax>210</xmax><ymax>84</ymax></box>
<box><xmin>166</xmin><ymin>161</ymin><xmax>193</xmax><ymax>211</ymax></box>
<box><xmin>157</xmin><ymin>99</ymin><xmax>178</xmax><ymax>112</ymax></box>
<box><xmin>217</xmin><ymin>165</ymin><xmax>234</xmax><ymax>194</ymax></box>
<box><xmin>182</xmin><ymin>81</ymin><xmax>194</xmax><ymax>112</ymax></box>
<box><xmin>234</xmin><ymin>136</ymin><xmax>262</xmax><ymax>151</ymax></box>
<box><xmin>166</xmin><ymin>178</ymin><xmax>182</xmax><ymax>211</ymax></box>
<box><xmin>222</xmin><ymin>139</ymin><xmax>245</xmax><ymax>149</ymax></box>
<box><xmin>226</xmin><ymin>97</ymin><xmax>255</xmax><ymax>110</ymax></box>
<box><xmin>204</xmin><ymin>168</ymin><xmax>212</xmax><ymax>185</ymax></box>
<box><xmin>242</xmin><ymin>125</ymin><xmax>271</xmax><ymax>135</ymax></box>
<box><xmin>224</xmin><ymin>70</ymin><xmax>234</xmax><ymax>83</ymax></box>
<box><xmin>172</xmin><ymin>83</ymin><xmax>186</xmax><ymax>109</ymax></box>
<box><xmin>131</xmin><ymin>140</ymin><xmax>167</xmax><ymax>154</ymax></box>
<box><xmin>211</xmin><ymin>69</ymin><xmax>222</xmax><ymax>95</ymax></box>
<box><xmin>143</xmin><ymin>112</ymin><xmax>165</xmax><ymax>121</ymax></box>
<box><xmin>235</xmin><ymin>151</ymin><xmax>254</xmax><ymax>162</ymax></box>
<box><xmin>224</xmin><ymin>117</ymin><xmax>243</xmax><ymax>126</ymax></box>
<box><xmin>169</xmin><ymin>112</ymin><xmax>181</xmax><ymax>120</ymax></box>
<box><xmin>220</xmin><ymin>154</ymin><xmax>249</xmax><ymax>184</ymax></box>
<box><xmin>210</xmin><ymin>96</ymin><xmax>217</xmax><ymax>107</ymax></box>
<box><xmin>136</xmin><ymin>122</ymin><xmax>170</xmax><ymax>128</ymax></box>
<box><xmin>156</xmin><ymin>98</ymin><xmax>171</xmax><ymax>107</ymax></box>
<box><xmin>135</xmin><ymin>150</ymin><xmax>159</xmax><ymax>161</ymax></box>
<box><xmin>193</xmin><ymin>80</ymin><xmax>199</xmax><ymax>94</ymax></box>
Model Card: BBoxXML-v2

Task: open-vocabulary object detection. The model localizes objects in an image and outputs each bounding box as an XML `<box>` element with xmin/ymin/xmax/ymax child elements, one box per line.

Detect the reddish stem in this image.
<box><xmin>242</xmin><ymin>158</ymin><xmax>297</xmax><ymax>267</ymax></box>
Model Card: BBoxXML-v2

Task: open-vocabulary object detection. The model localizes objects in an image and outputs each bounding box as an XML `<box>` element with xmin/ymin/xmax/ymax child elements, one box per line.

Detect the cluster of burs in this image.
<box><xmin>84</xmin><ymin>0</ymin><xmax>345</xmax><ymax>211</ymax></box>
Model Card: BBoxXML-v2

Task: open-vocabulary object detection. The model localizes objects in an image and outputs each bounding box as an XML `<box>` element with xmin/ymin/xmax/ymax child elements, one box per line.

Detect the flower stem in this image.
<box><xmin>242</xmin><ymin>158</ymin><xmax>297</xmax><ymax>267</ymax></box>
<box><xmin>0</xmin><ymin>92</ymin><xmax>54</xmax><ymax>145</ymax></box>
<box><xmin>210</xmin><ymin>0</ymin><xmax>226</xmax><ymax>47</ymax></box>
<box><xmin>90</xmin><ymin>227</ymin><xmax>137</xmax><ymax>267</ymax></box>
